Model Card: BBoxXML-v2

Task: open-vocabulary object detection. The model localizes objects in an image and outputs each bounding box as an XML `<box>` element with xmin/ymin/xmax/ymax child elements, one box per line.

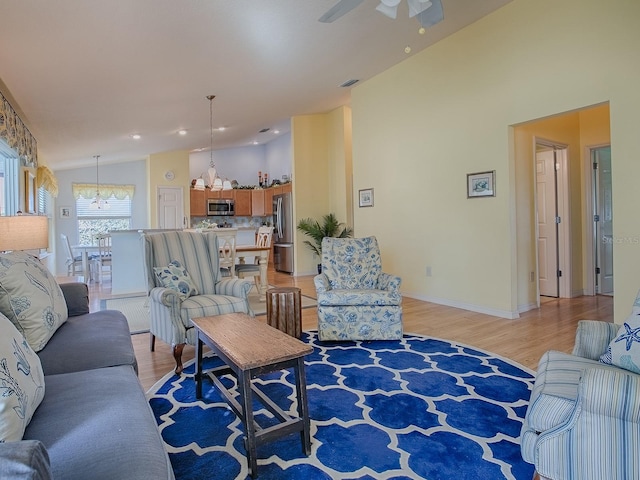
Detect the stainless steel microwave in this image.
<box><xmin>207</xmin><ymin>198</ymin><xmax>235</xmax><ymax>216</ymax></box>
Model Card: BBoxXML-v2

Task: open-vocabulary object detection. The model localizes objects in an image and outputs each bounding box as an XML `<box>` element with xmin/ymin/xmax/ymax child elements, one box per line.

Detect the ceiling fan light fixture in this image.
<box><xmin>375</xmin><ymin>3</ymin><xmax>398</xmax><ymax>19</ymax></box>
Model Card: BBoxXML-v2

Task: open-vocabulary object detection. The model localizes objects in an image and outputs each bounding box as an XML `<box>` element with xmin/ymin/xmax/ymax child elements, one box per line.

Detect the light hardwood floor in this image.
<box><xmin>81</xmin><ymin>269</ymin><xmax>614</xmax><ymax>392</ymax></box>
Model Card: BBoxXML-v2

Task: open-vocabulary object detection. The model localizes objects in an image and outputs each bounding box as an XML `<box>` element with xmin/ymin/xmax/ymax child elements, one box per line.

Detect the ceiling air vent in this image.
<box><xmin>258</xmin><ymin>127</ymin><xmax>270</xmax><ymax>133</ymax></box>
<box><xmin>340</xmin><ymin>79</ymin><xmax>359</xmax><ymax>88</ymax></box>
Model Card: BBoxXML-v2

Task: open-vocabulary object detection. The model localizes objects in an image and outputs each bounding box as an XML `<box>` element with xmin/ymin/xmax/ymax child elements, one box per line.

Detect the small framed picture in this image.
<box><xmin>60</xmin><ymin>206</ymin><xmax>71</xmax><ymax>218</ymax></box>
<box><xmin>359</xmin><ymin>188</ymin><xmax>374</xmax><ymax>208</ymax></box>
<box><xmin>467</xmin><ymin>171</ymin><xmax>495</xmax><ymax>198</ymax></box>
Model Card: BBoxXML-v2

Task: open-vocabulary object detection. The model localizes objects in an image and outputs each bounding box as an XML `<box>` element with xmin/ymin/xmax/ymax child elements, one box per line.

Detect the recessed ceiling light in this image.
<box><xmin>178</xmin><ymin>130</ymin><xmax>187</xmax><ymax>136</ymax></box>
<box><xmin>217</xmin><ymin>127</ymin><xmax>226</xmax><ymax>132</ymax></box>
<box><xmin>131</xmin><ymin>134</ymin><xmax>141</xmax><ymax>140</ymax></box>
<box><xmin>273</xmin><ymin>130</ymin><xmax>280</xmax><ymax>134</ymax></box>
<box><xmin>253</xmin><ymin>141</ymin><xmax>259</xmax><ymax>145</ymax></box>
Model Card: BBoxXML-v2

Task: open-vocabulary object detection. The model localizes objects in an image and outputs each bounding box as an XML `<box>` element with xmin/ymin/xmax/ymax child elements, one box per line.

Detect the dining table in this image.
<box><xmin>71</xmin><ymin>244</ymin><xmax>100</xmax><ymax>283</ymax></box>
<box><xmin>235</xmin><ymin>244</ymin><xmax>271</xmax><ymax>299</ymax></box>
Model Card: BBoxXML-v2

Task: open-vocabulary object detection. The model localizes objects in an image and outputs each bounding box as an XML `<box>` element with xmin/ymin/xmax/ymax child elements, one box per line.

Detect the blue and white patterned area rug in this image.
<box><xmin>148</xmin><ymin>331</ymin><xmax>536</xmax><ymax>480</ymax></box>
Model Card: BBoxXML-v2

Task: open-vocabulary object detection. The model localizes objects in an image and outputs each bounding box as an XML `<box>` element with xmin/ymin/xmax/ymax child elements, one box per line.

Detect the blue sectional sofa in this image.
<box><xmin>0</xmin><ymin>251</ymin><xmax>174</xmax><ymax>480</ymax></box>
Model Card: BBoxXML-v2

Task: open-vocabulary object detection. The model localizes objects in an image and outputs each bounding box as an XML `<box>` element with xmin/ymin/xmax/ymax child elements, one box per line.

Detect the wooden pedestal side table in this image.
<box><xmin>266</xmin><ymin>287</ymin><xmax>302</xmax><ymax>338</ymax></box>
<box><xmin>192</xmin><ymin>313</ymin><xmax>313</xmax><ymax>478</ymax></box>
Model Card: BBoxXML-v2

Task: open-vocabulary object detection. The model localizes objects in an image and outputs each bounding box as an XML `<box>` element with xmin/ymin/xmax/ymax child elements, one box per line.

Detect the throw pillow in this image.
<box><xmin>0</xmin><ymin>312</ymin><xmax>45</xmax><ymax>442</ymax></box>
<box><xmin>600</xmin><ymin>291</ymin><xmax>640</xmax><ymax>373</ymax></box>
<box><xmin>153</xmin><ymin>260</ymin><xmax>198</xmax><ymax>300</ymax></box>
<box><xmin>0</xmin><ymin>251</ymin><xmax>68</xmax><ymax>352</ymax></box>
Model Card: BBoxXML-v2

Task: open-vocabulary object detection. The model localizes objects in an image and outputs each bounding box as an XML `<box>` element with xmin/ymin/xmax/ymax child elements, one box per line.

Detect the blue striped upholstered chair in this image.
<box><xmin>521</xmin><ymin>319</ymin><xmax>639</xmax><ymax>480</ymax></box>
<box><xmin>314</xmin><ymin>236</ymin><xmax>403</xmax><ymax>341</ymax></box>
<box><xmin>142</xmin><ymin>231</ymin><xmax>253</xmax><ymax>374</ymax></box>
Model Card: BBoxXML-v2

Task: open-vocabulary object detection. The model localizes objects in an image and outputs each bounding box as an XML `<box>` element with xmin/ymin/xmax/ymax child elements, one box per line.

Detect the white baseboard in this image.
<box><xmin>518</xmin><ymin>302</ymin><xmax>538</xmax><ymax>314</ymax></box>
<box><xmin>403</xmin><ymin>292</ymin><xmax>521</xmax><ymax>320</ymax></box>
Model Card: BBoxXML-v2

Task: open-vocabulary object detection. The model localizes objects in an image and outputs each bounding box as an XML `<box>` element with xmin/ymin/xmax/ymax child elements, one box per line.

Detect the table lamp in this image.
<box><xmin>0</xmin><ymin>215</ymin><xmax>49</xmax><ymax>252</ymax></box>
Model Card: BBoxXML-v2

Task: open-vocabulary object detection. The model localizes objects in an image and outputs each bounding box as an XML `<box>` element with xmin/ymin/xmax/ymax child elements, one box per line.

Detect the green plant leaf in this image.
<box><xmin>297</xmin><ymin>213</ymin><xmax>353</xmax><ymax>256</ymax></box>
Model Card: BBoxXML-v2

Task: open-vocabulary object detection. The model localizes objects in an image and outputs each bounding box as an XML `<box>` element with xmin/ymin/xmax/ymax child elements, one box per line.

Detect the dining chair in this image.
<box><xmin>236</xmin><ymin>226</ymin><xmax>273</xmax><ymax>289</ymax></box>
<box><xmin>92</xmin><ymin>233</ymin><xmax>112</xmax><ymax>283</ymax></box>
<box><xmin>217</xmin><ymin>230</ymin><xmax>237</xmax><ymax>278</ymax></box>
<box><xmin>61</xmin><ymin>233</ymin><xmax>86</xmax><ymax>279</ymax></box>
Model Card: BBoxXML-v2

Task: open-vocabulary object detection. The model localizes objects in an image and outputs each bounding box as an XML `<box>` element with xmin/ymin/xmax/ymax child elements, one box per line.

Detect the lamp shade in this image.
<box><xmin>0</xmin><ymin>216</ymin><xmax>49</xmax><ymax>251</ymax></box>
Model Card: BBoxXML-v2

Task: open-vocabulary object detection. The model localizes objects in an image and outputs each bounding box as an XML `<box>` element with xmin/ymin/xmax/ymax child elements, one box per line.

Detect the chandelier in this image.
<box><xmin>89</xmin><ymin>154</ymin><xmax>110</xmax><ymax>210</ymax></box>
<box><xmin>206</xmin><ymin>95</ymin><xmax>231</xmax><ymax>191</ymax></box>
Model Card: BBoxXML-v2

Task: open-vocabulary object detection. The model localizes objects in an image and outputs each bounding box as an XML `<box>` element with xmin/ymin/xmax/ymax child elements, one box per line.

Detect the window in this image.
<box><xmin>75</xmin><ymin>194</ymin><xmax>131</xmax><ymax>245</ymax></box>
<box><xmin>0</xmin><ymin>141</ymin><xmax>19</xmax><ymax>215</ymax></box>
<box><xmin>37</xmin><ymin>186</ymin><xmax>51</xmax><ymax>216</ymax></box>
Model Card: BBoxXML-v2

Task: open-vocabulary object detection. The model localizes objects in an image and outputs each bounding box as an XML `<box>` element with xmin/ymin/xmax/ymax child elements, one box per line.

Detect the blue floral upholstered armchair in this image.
<box><xmin>521</xmin><ymin>290</ymin><xmax>640</xmax><ymax>479</ymax></box>
<box><xmin>314</xmin><ymin>236</ymin><xmax>403</xmax><ymax>341</ymax></box>
<box><xmin>142</xmin><ymin>231</ymin><xmax>252</xmax><ymax>374</ymax></box>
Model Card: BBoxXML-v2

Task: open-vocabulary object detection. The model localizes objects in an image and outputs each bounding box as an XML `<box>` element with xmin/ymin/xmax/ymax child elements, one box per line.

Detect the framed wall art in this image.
<box><xmin>467</xmin><ymin>171</ymin><xmax>495</xmax><ymax>198</ymax></box>
<box><xmin>359</xmin><ymin>188</ymin><xmax>374</xmax><ymax>207</ymax></box>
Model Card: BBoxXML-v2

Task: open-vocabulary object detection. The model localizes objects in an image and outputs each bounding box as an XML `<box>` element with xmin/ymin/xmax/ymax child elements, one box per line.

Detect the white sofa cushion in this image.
<box><xmin>0</xmin><ymin>312</ymin><xmax>45</xmax><ymax>442</ymax></box>
<box><xmin>0</xmin><ymin>252</ymin><xmax>68</xmax><ymax>352</ymax></box>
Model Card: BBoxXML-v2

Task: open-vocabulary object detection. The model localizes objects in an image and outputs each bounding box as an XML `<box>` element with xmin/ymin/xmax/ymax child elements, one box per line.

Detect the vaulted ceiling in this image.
<box><xmin>0</xmin><ymin>0</ymin><xmax>511</xmax><ymax>169</ymax></box>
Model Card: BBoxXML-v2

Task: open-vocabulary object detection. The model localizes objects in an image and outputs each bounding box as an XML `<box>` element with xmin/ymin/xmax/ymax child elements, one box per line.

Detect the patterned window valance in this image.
<box><xmin>72</xmin><ymin>183</ymin><xmax>135</xmax><ymax>200</ymax></box>
<box><xmin>37</xmin><ymin>165</ymin><xmax>58</xmax><ymax>197</ymax></box>
<box><xmin>0</xmin><ymin>92</ymin><xmax>38</xmax><ymax>167</ymax></box>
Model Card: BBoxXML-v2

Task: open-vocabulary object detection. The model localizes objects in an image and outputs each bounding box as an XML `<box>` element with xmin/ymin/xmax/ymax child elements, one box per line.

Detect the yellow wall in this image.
<box><xmin>513</xmin><ymin>104</ymin><xmax>610</xmax><ymax>309</ymax></box>
<box><xmin>291</xmin><ymin>107</ymin><xmax>353</xmax><ymax>275</ymax></box>
<box><xmin>350</xmin><ymin>0</ymin><xmax>640</xmax><ymax>321</ymax></box>
<box><xmin>146</xmin><ymin>150</ymin><xmax>190</xmax><ymax>228</ymax></box>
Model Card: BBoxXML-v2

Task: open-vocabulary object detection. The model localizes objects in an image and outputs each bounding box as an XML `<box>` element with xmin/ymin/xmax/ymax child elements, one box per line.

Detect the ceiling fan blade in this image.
<box><xmin>318</xmin><ymin>0</ymin><xmax>365</xmax><ymax>23</ymax></box>
<box><xmin>376</xmin><ymin>2</ymin><xmax>399</xmax><ymax>19</ymax></box>
<box><xmin>415</xmin><ymin>0</ymin><xmax>443</xmax><ymax>27</ymax></box>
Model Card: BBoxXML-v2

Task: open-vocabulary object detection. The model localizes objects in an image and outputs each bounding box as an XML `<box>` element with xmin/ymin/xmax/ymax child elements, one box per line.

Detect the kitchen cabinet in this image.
<box><xmin>264</xmin><ymin>184</ymin><xmax>291</xmax><ymax>216</ymax></box>
<box><xmin>251</xmin><ymin>190</ymin><xmax>265</xmax><ymax>216</ymax></box>
<box><xmin>264</xmin><ymin>188</ymin><xmax>274</xmax><ymax>216</ymax></box>
<box><xmin>190</xmin><ymin>189</ymin><xmax>206</xmax><ymax>216</ymax></box>
<box><xmin>207</xmin><ymin>189</ymin><xmax>233</xmax><ymax>200</ymax></box>
<box><xmin>234</xmin><ymin>190</ymin><xmax>252</xmax><ymax>216</ymax></box>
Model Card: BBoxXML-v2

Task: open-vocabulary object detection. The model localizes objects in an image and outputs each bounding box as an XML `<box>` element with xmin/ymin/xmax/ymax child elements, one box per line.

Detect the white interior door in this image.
<box><xmin>594</xmin><ymin>146</ymin><xmax>614</xmax><ymax>295</ymax></box>
<box><xmin>536</xmin><ymin>149</ymin><xmax>558</xmax><ymax>297</ymax></box>
<box><xmin>157</xmin><ymin>187</ymin><xmax>184</xmax><ymax>229</ymax></box>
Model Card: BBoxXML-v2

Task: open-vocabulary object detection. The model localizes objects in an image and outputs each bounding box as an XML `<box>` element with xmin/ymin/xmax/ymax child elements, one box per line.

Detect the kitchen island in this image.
<box><xmin>110</xmin><ymin>229</ymin><xmax>177</xmax><ymax>296</ymax></box>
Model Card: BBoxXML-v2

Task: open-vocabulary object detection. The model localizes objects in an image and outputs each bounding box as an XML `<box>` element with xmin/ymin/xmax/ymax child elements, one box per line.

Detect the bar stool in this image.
<box><xmin>266</xmin><ymin>287</ymin><xmax>302</xmax><ymax>338</ymax></box>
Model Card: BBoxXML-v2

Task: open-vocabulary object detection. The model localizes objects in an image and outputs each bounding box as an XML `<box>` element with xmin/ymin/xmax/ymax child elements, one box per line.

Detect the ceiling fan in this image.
<box><xmin>319</xmin><ymin>0</ymin><xmax>444</xmax><ymax>28</ymax></box>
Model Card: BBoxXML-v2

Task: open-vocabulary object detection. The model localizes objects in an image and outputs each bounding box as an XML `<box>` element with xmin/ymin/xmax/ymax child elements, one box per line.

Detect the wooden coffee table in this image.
<box><xmin>192</xmin><ymin>313</ymin><xmax>313</xmax><ymax>478</ymax></box>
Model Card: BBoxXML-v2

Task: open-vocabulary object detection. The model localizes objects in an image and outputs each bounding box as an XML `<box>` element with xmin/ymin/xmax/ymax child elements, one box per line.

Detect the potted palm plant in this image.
<box><xmin>297</xmin><ymin>213</ymin><xmax>353</xmax><ymax>273</ymax></box>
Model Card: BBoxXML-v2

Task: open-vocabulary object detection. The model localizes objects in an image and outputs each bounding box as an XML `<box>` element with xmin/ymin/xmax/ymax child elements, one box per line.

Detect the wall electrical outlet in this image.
<box><xmin>530</xmin><ymin>271</ymin><xmax>535</xmax><ymax>282</ymax></box>
<box><xmin>426</xmin><ymin>266</ymin><xmax>432</xmax><ymax>277</ymax></box>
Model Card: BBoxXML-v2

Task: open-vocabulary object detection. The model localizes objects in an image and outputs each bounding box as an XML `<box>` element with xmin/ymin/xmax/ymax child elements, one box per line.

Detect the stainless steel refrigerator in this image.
<box><xmin>273</xmin><ymin>192</ymin><xmax>294</xmax><ymax>273</ymax></box>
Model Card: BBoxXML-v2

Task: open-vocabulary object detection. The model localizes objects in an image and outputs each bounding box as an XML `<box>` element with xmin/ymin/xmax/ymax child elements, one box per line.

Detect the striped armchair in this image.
<box><xmin>521</xmin><ymin>320</ymin><xmax>639</xmax><ymax>480</ymax></box>
<box><xmin>142</xmin><ymin>231</ymin><xmax>253</xmax><ymax>374</ymax></box>
<box><xmin>314</xmin><ymin>236</ymin><xmax>403</xmax><ymax>341</ymax></box>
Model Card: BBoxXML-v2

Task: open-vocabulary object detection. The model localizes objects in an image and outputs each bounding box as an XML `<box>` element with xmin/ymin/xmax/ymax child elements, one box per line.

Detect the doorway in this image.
<box><xmin>535</xmin><ymin>141</ymin><xmax>570</xmax><ymax>298</ymax></box>
<box><xmin>591</xmin><ymin>145</ymin><xmax>614</xmax><ymax>295</ymax></box>
<box><xmin>157</xmin><ymin>187</ymin><xmax>184</xmax><ymax>229</ymax></box>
